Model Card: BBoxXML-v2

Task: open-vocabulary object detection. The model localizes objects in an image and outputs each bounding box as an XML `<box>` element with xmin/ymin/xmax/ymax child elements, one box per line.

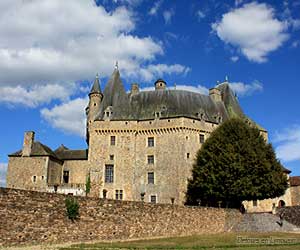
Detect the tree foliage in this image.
<box><xmin>186</xmin><ymin>118</ymin><xmax>288</xmax><ymax>208</ymax></box>
<box><xmin>65</xmin><ymin>197</ymin><xmax>80</xmax><ymax>221</ymax></box>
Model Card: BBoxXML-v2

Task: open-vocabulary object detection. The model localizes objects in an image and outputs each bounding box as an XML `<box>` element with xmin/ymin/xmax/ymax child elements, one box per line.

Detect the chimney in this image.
<box><xmin>131</xmin><ymin>83</ymin><xmax>139</xmax><ymax>95</ymax></box>
<box><xmin>209</xmin><ymin>88</ymin><xmax>222</xmax><ymax>102</ymax></box>
<box><xmin>22</xmin><ymin>131</ymin><xmax>35</xmax><ymax>157</ymax></box>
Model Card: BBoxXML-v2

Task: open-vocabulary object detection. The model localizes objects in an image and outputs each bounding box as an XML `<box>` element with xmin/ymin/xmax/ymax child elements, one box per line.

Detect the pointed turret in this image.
<box><xmin>89</xmin><ymin>73</ymin><xmax>102</xmax><ymax>95</ymax></box>
<box><xmin>98</xmin><ymin>66</ymin><xmax>129</xmax><ymax>120</ymax></box>
<box><xmin>86</xmin><ymin>74</ymin><xmax>103</xmax><ymax>143</ymax></box>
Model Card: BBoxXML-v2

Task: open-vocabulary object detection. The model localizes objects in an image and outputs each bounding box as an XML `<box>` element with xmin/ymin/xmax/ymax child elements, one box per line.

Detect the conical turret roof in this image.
<box><xmin>89</xmin><ymin>74</ymin><xmax>101</xmax><ymax>95</ymax></box>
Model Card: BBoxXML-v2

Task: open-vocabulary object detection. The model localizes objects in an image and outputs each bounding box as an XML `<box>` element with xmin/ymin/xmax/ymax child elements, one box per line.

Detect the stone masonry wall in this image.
<box><xmin>277</xmin><ymin>206</ymin><xmax>300</xmax><ymax>227</ymax></box>
<box><xmin>88</xmin><ymin>117</ymin><xmax>218</xmax><ymax>204</ymax></box>
<box><xmin>291</xmin><ymin>186</ymin><xmax>300</xmax><ymax>206</ymax></box>
<box><xmin>6</xmin><ymin>156</ymin><xmax>49</xmax><ymax>191</ymax></box>
<box><xmin>0</xmin><ymin>188</ymin><xmax>241</xmax><ymax>246</ymax></box>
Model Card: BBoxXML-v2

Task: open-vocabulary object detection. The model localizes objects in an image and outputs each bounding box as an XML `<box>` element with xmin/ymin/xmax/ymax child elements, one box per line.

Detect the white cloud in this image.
<box><xmin>196</xmin><ymin>10</ymin><xmax>206</xmax><ymax>20</ymax></box>
<box><xmin>140</xmin><ymin>84</ymin><xmax>208</xmax><ymax>95</ymax></box>
<box><xmin>235</xmin><ymin>0</ymin><xmax>244</xmax><ymax>6</ymax></box>
<box><xmin>230</xmin><ymin>56</ymin><xmax>239</xmax><ymax>62</ymax></box>
<box><xmin>274</xmin><ymin>126</ymin><xmax>300</xmax><ymax>162</ymax></box>
<box><xmin>229</xmin><ymin>80</ymin><xmax>263</xmax><ymax>97</ymax></box>
<box><xmin>136</xmin><ymin>64</ymin><xmax>190</xmax><ymax>82</ymax></box>
<box><xmin>0</xmin><ymin>84</ymin><xmax>74</xmax><ymax>107</ymax></box>
<box><xmin>292</xmin><ymin>40</ymin><xmax>300</xmax><ymax>48</ymax></box>
<box><xmin>163</xmin><ymin>9</ymin><xmax>175</xmax><ymax>24</ymax></box>
<box><xmin>0</xmin><ymin>0</ymin><xmax>188</xmax><ymax>88</ymax></box>
<box><xmin>212</xmin><ymin>2</ymin><xmax>289</xmax><ymax>63</ymax></box>
<box><xmin>149</xmin><ymin>0</ymin><xmax>163</xmax><ymax>15</ymax></box>
<box><xmin>0</xmin><ymin>163</ymin><xmax>7</xmax><ymax>187</ymax></box>
<box><xmin>41</xmin><ymin>98</ymin><xmax>88</xmax><ymax>137</ymax></box>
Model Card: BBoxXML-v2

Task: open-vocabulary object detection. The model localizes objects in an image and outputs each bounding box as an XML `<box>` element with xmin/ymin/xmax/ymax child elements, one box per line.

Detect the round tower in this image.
<box><xmin>86</xmin><ymin>74</ymin><xmax>103</xmax><ymax>143</ymax></box>
<box><xmin>155</xmin><ymin>79</ymin><xmax>167</xmax><ymax>90</ymax></box>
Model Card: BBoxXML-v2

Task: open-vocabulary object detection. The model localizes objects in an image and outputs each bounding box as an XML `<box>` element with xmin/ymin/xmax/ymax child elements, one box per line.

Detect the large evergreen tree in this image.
<box><xmin>186</xmin><ymin>118</ymin><xmax>288</xmax><ymax>208</ymax></box>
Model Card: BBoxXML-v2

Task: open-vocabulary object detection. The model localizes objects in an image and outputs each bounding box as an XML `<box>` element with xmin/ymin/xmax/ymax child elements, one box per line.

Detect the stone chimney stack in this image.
<box><xmin>22</xmin><ymin>131</ymin><xmax>35</xmax><ymax>157</ymax></box>
<box><xmin>209</xmin><ymin>88</ymin><xmax>222</xmax><ymax>102</ymax></box>
<box><xmin>131</xmin><ymin>83</ymin><xmax>139</xmax><ymax>95</ymax></box>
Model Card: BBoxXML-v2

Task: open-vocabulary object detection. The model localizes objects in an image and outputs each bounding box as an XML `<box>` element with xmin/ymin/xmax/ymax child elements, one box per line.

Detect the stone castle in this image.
<box><xmin>6</xmin><ymin>67</ymin><xmax>300</xmax><ymax>210</ymax></box>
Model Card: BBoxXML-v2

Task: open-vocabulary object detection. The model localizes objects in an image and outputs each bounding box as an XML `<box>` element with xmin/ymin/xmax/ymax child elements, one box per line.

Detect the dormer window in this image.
<box><xmin>154</xmin><ymin>112</ymin><xmax>161</xmax><ymax>119</ymax></box>
<box><xmin>197</xmin><ymin>109</ymin><xmax>205</xmax><ymax>120</ymax></box>
<box><xmin>104</xmin><ymin>106</ymin><xmax>113</xmax><ymax>120</ymax></box>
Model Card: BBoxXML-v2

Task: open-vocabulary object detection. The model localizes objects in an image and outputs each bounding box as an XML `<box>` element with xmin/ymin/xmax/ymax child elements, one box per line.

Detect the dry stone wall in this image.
<box><xmin>0</xmin><ymin>188</ymin><xmax>241</xmax><ymax>246</ymax></box>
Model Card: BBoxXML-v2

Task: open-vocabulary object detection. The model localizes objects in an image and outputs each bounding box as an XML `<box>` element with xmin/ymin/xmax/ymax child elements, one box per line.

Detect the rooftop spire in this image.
<box><xmin>225</xmin><ymin>75</ymin><xmax>229</xmax><ymax>82</ymax></box>
<box><xmin>90</xmin><ymin>73</ymin><xmax>102</xmax><ymax>95</ymax></box>
<box><xmin>115</xmin><ymin>61</ymin><xmax>119</xmax><ymax>70</ymax></box>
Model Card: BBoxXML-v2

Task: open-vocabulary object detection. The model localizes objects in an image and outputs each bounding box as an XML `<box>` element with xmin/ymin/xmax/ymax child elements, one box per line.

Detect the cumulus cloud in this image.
<box><xmin>149</xmin><ymin>0</ymin><xmax>163</xmax><ymax>15</ymax></box>
<box><xmin>230</xmin><ymin>56</ymin><xmax>239</xmax><ymax>62</ymax></box>
<box><xmin>196</xmin><ymin>10</ymin><xmax>206</xmax><ymax>20</ymax></box>
<box><xmin>0</xmin><ymin>84</ymin><xmax>74</xmax><ymax>107</ymax></box>
<box><xmin>41</xmin><ymin>98</ymin><xmax>88</xmax><ymax>137</ymax></box>
<box><xmin>235</xmin><ymin>0</ymin><xmax>244</xmax><ymax>7</ymax></box>
<box><xmin>0</xmin><ymin>0</ymin><xmax>188</xmax><ymax>88</ymax></box>
<box><xmin>212</xmin><ymin>2</ymin><xmax>289</xmax><ymax>62</ymax></box>
<box><xmin>163</xmin><ymin>9</ymin><xmax>175</xmax><ymax>24</ymax></box>
<box><xmin>140</xmin><ymin>84</ymin><xmax>209</xmax><ymax>95</ymax></box>
<box><xmin>274</xmin><ymin>126</ymin><xmax>300</xmax><ymax>162</ymax></box>
<box><xmin>229</xmin><ymin>80</ymin><xmax>263</xmax><ymax>97</ymax></box>
<box><xmin>136</xmin><ymin>64</ymin><xmax>190</xmax><ymax>82</ymax></box>
<box><xmin>0</xmin><ymin>163</ymin><xmax>7</xmax><ymax>187</ymax></box>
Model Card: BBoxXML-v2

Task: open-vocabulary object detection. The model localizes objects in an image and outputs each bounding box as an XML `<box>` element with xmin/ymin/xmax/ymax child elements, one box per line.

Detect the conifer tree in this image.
<box><xmin>186</xmin><ymin>118</ymin><xmax>288</xmax><ymax>208</ymax></box>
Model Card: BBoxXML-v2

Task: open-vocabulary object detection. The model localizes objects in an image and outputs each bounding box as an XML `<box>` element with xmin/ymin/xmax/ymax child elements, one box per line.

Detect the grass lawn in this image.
<box><xmin>59</xmin><ymin>232</ymin><xmax>300</xmax><ymax>250</ymax></box>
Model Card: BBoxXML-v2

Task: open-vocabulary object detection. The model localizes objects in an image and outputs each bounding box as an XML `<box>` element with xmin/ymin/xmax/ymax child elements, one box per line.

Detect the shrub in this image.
<box><xmin>65</xmin><ymin>197</ymin><xmax>80</xmax><ymax>221</ymax></box>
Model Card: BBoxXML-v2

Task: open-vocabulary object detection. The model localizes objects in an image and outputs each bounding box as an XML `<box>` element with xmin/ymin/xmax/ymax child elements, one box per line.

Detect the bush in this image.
<box><xmin>65</xmin><ymin>197</ymin><xmax>80</xmax><ymax>221</ymax></box>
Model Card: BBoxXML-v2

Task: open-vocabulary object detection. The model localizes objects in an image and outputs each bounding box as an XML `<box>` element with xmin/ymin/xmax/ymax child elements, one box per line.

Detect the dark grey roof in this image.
<box><xmin>98</xmin><ymin>69</ymin><xmax>129</xmax><ymax>118</ymax></box>
<box><xmin>90</xmin><ymin>74</ymin><xmax>102</xmax><ymax>95</ymax></box>
<box><xmin>96</xmin><ymin>71</ymin><xmax>246</xmax><ymax>123</ymax></box>
<box><xmin>54</xmin><ymin>145</ymin><xmax>88</xmax><ymax>160</ymax></box>
<box><xmin>9</xmin><ymin>143</ymin><xmax>88</xmax><ymax>161</ymax></box>
<box><xmin>9</xmin><ymin>141</ymin><xmax>57</xmax><ymax>158</ymax></box>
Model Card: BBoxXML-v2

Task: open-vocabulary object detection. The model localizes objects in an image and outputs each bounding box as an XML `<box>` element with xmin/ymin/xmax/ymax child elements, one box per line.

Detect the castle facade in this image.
<box><xmin>6</xmin><ymin>67</ymin><xmax>297</xmax><ymax>209</ymax></box>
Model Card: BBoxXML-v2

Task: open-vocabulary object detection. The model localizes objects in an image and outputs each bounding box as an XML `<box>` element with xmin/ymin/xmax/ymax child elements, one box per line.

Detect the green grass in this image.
<box><xmin>59</xmin><ymin>232</ymin><xmax>300</xmax><ymax>250</ymax></box>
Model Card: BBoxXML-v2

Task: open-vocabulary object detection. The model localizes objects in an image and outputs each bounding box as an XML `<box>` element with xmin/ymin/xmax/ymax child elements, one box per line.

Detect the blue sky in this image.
<box><xmin>0</xmin><ymin>0</ymin><xmax>300</xmax><ymax>186</ymax></box>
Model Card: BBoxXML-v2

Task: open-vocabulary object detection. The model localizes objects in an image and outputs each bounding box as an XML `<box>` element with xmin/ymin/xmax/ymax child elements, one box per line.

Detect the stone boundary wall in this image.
<box><xmin>0</xmin><ymin>188</ymin><xmax>241</xmax><ymax>246</ymax></box>
<box><xmin>277</xmin><ymin>206</ymin><xmax>300</xmax><ymax>227</ymax></box>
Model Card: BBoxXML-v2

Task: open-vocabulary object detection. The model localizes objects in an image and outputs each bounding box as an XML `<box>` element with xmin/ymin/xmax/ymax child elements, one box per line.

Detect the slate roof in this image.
<box><xmin>9</xmin><ymin>141</ymin><xmax>57</xmax><ymax>158</ymax></box>
<box><xmin>90</xmin><ymin>74</ymin><xmax>102</xmax><ymax>95</ymax></box>
<box><xmin>95</xmin><ymin>69</ymin><xmax>265</xmax><ymax>132</ymax></box>
<box><xmin>54</xmin><ymin>145</ymin><xmax>88</xmax><ymax>160</ymax></box>
<box><xmin>9</xmin><ymin>143</ymin><xmax>87</xmax><ymax>161</ymax></box>
<box><xmin>290</xmin><ymin>176</ymin><xmax>300</xmax><ymax>186</ymax></box>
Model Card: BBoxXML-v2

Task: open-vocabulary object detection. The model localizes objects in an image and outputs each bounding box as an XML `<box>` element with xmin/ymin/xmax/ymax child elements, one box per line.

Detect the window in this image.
<box><xmin>187</xmin><ymin>153</ymin><xmax>190</xmax><ymax>159</ymax></box>
<box><xmin>110</xmin><ymin>136</ymin><xmax>116</xmax><ymax>146</ymax></box>
<box><xmin>253</xmin><ymin>200</ymin><xmax>258</xmax><ymax>207</ymax></box>
<box><xmin>110</xmin><ymin>155</ymin><xmax>114</xmax><ymax>161</ymax></box>
<box><xmin>105</xmin><ymin>165</ymin><xmax>114</xmax><ymax>183</ymax></box>
<box><xmin>148</xmin><ymin>172</ymin><xmax>154</xmax><ymax>184</ymax></box>
<box><xmin>33</xmin><ymin>176</ymin><xmax>36</xmax><ymax>182</ymax></box>
<box><xmin>147</xmin><ymin>155</ymin><xmax>154</xmax><ymax>164</ymax></box>
<box><xmin>115</xmin><ymin>190</ymin><xmax>123</xmax><ymax>200</ymax></box>
<box><xmin>200</xmin><ymin>134</ymin><xmax>205</xmax><ymax>144</ymax></box>
<box><xmin>150</xmin><ymin>195</ymin><xmax>157</xmax><ymax>204</ymax></box>
<box><xmin>41</xmin><ymin>176</ymin><xmax>44</xmax><ymax>180</ymax></box>
<box><xmin>148</xmin><ymin>137</ymin><xmax>154</xmax><ymax>147</ymax></box>
<box><xmin>63</xmin><ymin>171</ymin><xmax>69</xmax><ymax>184</ymax></box>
